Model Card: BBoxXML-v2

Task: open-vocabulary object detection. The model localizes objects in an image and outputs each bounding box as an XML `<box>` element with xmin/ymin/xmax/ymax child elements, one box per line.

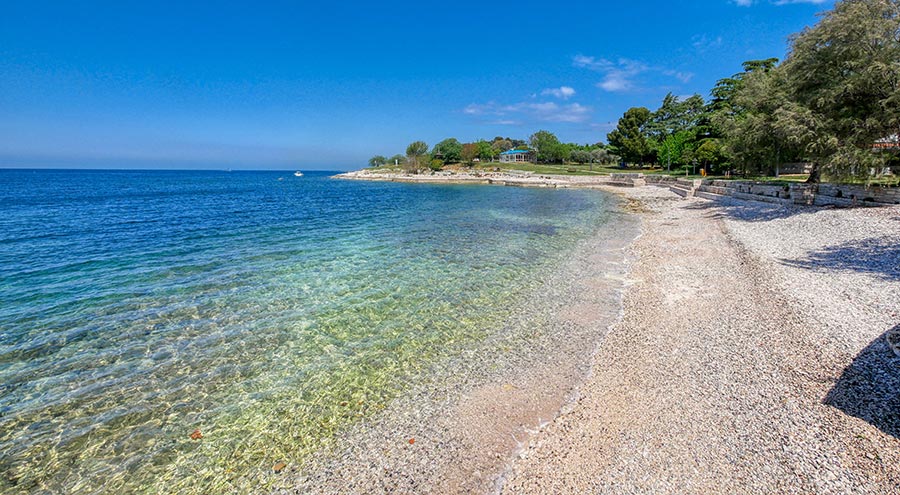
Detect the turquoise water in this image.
<box><xmin>0</xmin><ymin>169</ymin><xmax>618</xmax><ymax>493</ymax></box>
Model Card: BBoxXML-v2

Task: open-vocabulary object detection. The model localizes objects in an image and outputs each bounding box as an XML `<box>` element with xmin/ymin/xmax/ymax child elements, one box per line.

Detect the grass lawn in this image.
<box><xmin>476</xmin><ymin>162</ymin><xmax>608</xmax><ymax>176</ymax></box>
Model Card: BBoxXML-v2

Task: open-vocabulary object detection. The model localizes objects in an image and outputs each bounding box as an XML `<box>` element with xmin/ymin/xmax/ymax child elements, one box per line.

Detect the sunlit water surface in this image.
<box><xmin>0</xmin><ymin>169</ymin><xmax>618</xmax><ymax>493</ymax></box>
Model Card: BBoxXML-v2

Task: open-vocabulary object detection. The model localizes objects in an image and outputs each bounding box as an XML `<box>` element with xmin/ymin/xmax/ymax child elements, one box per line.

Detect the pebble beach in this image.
<box><xmin>302</xmin><ymin>176</ymin><xmax>900</xmax><ymax>494</ymax></box>
<box><xmin>504</xmin><ymin>186</ymin><xmax>900</xmax><ymax>494</ymax></box>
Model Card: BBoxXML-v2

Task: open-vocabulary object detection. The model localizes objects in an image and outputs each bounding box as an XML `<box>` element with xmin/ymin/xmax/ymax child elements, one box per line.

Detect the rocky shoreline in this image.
<box><xmin>332</xmin><ymin>169</ymin><xmax>619</xmax><ymax>189</ymax></box>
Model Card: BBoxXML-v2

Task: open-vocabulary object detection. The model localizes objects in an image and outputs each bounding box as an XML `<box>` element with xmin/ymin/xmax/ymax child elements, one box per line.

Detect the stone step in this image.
<box><xmin>670</xmin><ymin>182</ymin><xmax>693</xmax><ymax>190</ymax></box>
<box><xmin>698</xmin><ymin>185</ymin><xmax>729</xmax><ymax>195</ymax></box>
<box><xmin>670</xmin><ymin>185</ymin><xmax>694</xmax><ymax>197</ymax></box>
<box><xmin>694</xmin><ymin>190</ymin><xmax>725</xmax><ymax>201</ymax></box>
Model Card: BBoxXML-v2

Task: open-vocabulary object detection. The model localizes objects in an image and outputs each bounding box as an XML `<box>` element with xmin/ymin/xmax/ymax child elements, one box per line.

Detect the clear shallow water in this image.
<box><xmin>0</xmin><ymin>169</ymin><xmax>617</xmax><ymax>493</ymax></box>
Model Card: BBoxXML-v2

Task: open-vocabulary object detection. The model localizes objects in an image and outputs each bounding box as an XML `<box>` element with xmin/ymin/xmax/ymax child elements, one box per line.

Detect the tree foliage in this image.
<box><xmin>780</xmin><ymin>0</ymin><xmax>900</xmax><ymax>180</ymax></box>
<box><xmin>607</xmin><ymin>107</ymin><xmax>654</xmax><ymax>165</ymax></box>
<box><xmin>461</xmin><ymin>143</ymin><xmax>479</xmax><ymax>165</ymax></box>
<box><xmin>405</xmin><ymin>141</ymin><xmax>429</xmax><ymax>173</ymax></box>
<box><xmin>368</xmin><ymin>155</ymin><xmax>387</xmax><ymax>167</ymax></box>
<box><xmin>432</xmin><ymin>138</ymin><xmax>463</xmax><ymax>163</ymax></box>
<box><xmin>529</xmin><ymin>130</ymin><xmax>566</xmax><ymax>163</ymax></box>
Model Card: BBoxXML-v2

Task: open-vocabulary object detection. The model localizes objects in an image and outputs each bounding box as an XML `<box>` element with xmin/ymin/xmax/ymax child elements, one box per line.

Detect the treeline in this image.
<box><xmin>606</xmin><ymin>0</ymin><xmax>900</xmax><ymax>182</ymax></box>
<box><xmin>369</xmin><ymin>133</ymin><xmax>620</xmax><ymax>172</ymax></box>
<box><xmin>372</xmin><ymin>1</ymin><xmax>899</xmax><ymax>182</ymax></box>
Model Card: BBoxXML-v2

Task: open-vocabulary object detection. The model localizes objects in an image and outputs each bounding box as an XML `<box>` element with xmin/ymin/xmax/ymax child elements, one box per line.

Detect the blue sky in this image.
<box><xmin>0</xmin><ymin>0</ymin><xmax>834</xmax><ymax>170</ymax></box>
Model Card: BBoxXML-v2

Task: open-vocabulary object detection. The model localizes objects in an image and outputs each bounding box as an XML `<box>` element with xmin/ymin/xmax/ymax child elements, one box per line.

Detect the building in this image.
<box><xmin>499</xmin><ymin>149</ymin><xmax>536</xmax><ymax>163</ymax></box>
<box><xmin>873</xmin><ymin>135</ymin><xmax>899</xmax><ymax>150</ymax></box>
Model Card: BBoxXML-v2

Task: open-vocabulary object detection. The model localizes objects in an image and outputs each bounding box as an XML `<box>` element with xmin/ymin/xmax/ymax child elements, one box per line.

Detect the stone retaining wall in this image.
<box><xmin>608</xmin><ymin>173</ymin><xmax>647</xmax><ymax>187</ymax></box>
<box><xmin>693</xmin><ymin>179</ymin><xmax>900</xmax><ymax>207</ymax></box>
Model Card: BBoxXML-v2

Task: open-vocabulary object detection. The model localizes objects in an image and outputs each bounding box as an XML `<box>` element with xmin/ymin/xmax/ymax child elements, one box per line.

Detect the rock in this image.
<box><xmin>886</xmin><ymin>327</ymin><xmax>900</xmax><ymax>358</ymax></box>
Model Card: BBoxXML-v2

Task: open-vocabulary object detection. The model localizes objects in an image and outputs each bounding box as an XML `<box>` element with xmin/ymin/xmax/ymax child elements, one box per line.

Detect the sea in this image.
<box><xmin>0</xmin><ymin>169</ymin><xmax>621</xmax><ymax>493</ymax></box>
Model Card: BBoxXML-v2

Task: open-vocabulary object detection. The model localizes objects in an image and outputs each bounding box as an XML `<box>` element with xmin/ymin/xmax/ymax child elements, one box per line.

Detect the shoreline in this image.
<box><xmin>332</xmin><ymin>169</ymin><xmax>621</xmax><ymax>189</ymax></box>
<box><xmin>280</xmin><ymin>189</ymin><xmax>642</xmax><ymax>493</ymax></box>
<box><xmin>284</xmin><ymin>174</ymin><xmax>899</xmax><ymax>493</ymax></box>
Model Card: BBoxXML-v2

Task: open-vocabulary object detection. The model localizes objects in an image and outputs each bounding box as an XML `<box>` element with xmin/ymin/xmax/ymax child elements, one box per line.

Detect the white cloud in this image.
<box><xmin>692</xmin><ymin>34</ymin><xmax>724</xmax><ymax>52</ymax></box>
<box><xmin>463</xmin><ymin>100</ymin><xmax>592</xmax><ymax>124</ymax></box>
<box><xmin>734</xmin><ymin>0</ymin><xmax>828</xmax><ymax>6</ymax></box>
<box><xmin>574</xmin><ymin>54</ymin><xmax>691</xmax><ymax>92</ymax></box>
<box><xmin>663</xmin><ymin>69</ymin><xmax>695</xmax><ymax>83</ymax></box>
<box><xmin>574</xmin><ymin>55</ymin><xmax>649</xmax><ymax>92</ymax></box>
<box><xmin>488</xmin><ymin>119</ymin><xmax>523</xmax><ymax>126</ymax></box>
<box><xmin>541</xmin><ymin>86</ymin><xmax>576</xmax><ymax>99</ymax></box>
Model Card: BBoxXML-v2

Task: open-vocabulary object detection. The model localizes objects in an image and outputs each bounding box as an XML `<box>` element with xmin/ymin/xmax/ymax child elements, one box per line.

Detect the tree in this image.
<box><xmin>388</xmin><ymin>154</ymin><xmax>407</xmax><ymax>166</ymax></box>
<box><xmin>432</xmin><ymin>138</ymin><xmax>463</xmax><ymax>163</ymax></box>
<box><xmin>476</xmin><ymin>140</ymin><xmax>496</xmax><ymax>161</ymax></box>
<box><xmin>368</xmin><ymin>155</ymin><xmax>387</xmax><ymax>167</ymax></box>
<box><xmin>656</xmin><ymin>130</ymin><xmax>693</xmax><ymax>170</ymax></box>
<box><xmin>648</xmin><ymin>94</ymin><xmax>707</xmax><ymax>170</ymax></box>
<box><xmin>708</xmin><ymin>58</ymin><xmax>780</xmax><ymax>135</ymax></box>
<box><xmin>405</xmin><ymin>141</ymin><xmax>429</xmax><ymax>173</ymax></box>
<box><xmin>692</xmin><ymin>139</ymin><xmax>728</xmax><ymax>173</ymax></box>
<box><xmin>723</xmin><ymin>65</ymin><xmax>805</xmax><ymax>177</ymax></box>
<box><xmin>491</xmin><ymin>138</ymin><xmax>513</xmax><ymax>154</ymax></box>
<box><xmin>607</xmin><ymin>107</ymin><xmax>654</xmax><ymax>165</ymax></box>
<box><xmin>648</xmin><ymin>93</ymin><xmax>706</xmax><ymax>140</ymax></box>
<box><xmin>529</xmin><ymin>130</ymin><xmax>565</xmax><ymax>163</ymax></box>
<box><xmin>590</xmin><ymin>148</ymin><xmax>618</xmax><ymax>165</ymax></box>
<box><xmin>781</xmin><ymin>0</ymin><xmax>900</xmax><ymax>181</ymax></box>
<box><xmin>711</xmin><ymin>58</ymin><xmax>790</xmax><ymax>176</ymax></box>
<box><xmin>461</xmin><ymin>143</ymin><xmax>479</xmax><ymax>165</ymax></box>
<box><xmin>570</xmin><ymin>149</ymin><xmax>592</xmax><ymax>164</ymax></box>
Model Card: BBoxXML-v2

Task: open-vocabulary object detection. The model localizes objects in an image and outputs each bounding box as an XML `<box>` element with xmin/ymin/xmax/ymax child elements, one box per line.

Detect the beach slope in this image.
<box><xmin>503</xmin><ymin>188</ymin><xmax>900</xmax><ymax>494</ymax></box>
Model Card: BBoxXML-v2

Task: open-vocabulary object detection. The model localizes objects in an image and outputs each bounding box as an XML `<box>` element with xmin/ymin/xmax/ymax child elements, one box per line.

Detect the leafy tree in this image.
<box><xmin>432</xmin><ymin>138</ymin><xmax>463</xmax><ymax>163</ymax></box>
<box><xmin>648</xmin><ymin>94</ymin><xmax>707</xmax><ymax>170</ymax></box>
<box><xmin>388</xmin><ymin>154</ymin><xmax>407</xmax><ymax>166</ymax></box>
<box><xmin>405</xmin><ymin>141</ymin><xmax>429</xmax><ymax>173</ymax></box>
<box><xmin>476</xmin><ymin>140</ymin><xmax>496</xmax><ymax>161</ymax></box>
<box><xmin>780</xmin><ymin>0</ymin><xmax>900</xmax><ymax>181</ymax></box>
<box><xmin>708</xmin><ymin>58</ymin><xmax>779</xmax><ymax>135</ymax></box>
<box><xmin>607</xmin><ymin>107</ymin><xmax>655</xmax><ymax>165</ymax></box>
<box><xmin>711</xmin><ymin>58</ymin><xmax>786</xmax><ymax>176</ymax></box>
<box><xmin>461</xmin><ymin>143</ymin><xmax>479</xmax><ymax>165</ymax></box>
<box><xmin>656</xmin><ymin>130</ymin><xmax>693</xmax><ymax>169</ymax></box>
<box><xmin>491</xmin><ymin>138</ymin><xmax>513</xmax><ymax>154</ymax></box>
<box><xmin>691</xmin><ymin>138</ymin><xmax>728</xmax><ymax>174</ymax></box>
<box><xmin>590</xmin><ymin>148</ymin><xmax>618</xmax><ymax>165</ymax></box>
<box><xmin>720</xmin><ymin>65</ymin><xmax>795</xmax><ymax>176</ymax></box>
<box><xmin>570</xmin><ymin>149</ymin><xmax>592</xmax><ymax>164</ymax></box>
<box><xmin>368</xmin><ymin>155</ymin><xmax>387</xmax><ymax>167</ymax></box>
<box><xmin>529</xmin><ymin>130</ymin><xmax>566</xmax><ymax>163</ymax></box>
<box><xmin>648</xmin><ymin>93</ymin><xmax>706</xmax><ymax>140</ymax></box>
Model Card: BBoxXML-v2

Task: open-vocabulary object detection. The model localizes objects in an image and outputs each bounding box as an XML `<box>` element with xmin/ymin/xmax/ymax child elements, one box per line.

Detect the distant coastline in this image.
<box><xmin>333</xmin><ymin>168</ymin><xmax>619</xmax><ymax>189</ymax></box>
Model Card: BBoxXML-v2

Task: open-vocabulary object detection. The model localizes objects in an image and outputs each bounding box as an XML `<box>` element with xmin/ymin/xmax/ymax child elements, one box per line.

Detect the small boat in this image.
<box><xmin>294</xmin><ymin>171</ymin><xmax>304</xmax><ymax>177</ymax></box>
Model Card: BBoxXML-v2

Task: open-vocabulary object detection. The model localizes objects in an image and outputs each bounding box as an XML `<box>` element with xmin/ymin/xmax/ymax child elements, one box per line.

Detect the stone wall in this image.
<box><xmin>608</xmin><ymin>173</ymin><xmax>647</xmax><ymax>187</ymax></box>
<box><xmin>814</xmin><ymin>183</ymin><xmax>900</xmax><ymax>206</ymax></box>
<box><xmin>629</xmin><ymin>174</ymin><xmax>898</xmax><ymax>207</ymax></box>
